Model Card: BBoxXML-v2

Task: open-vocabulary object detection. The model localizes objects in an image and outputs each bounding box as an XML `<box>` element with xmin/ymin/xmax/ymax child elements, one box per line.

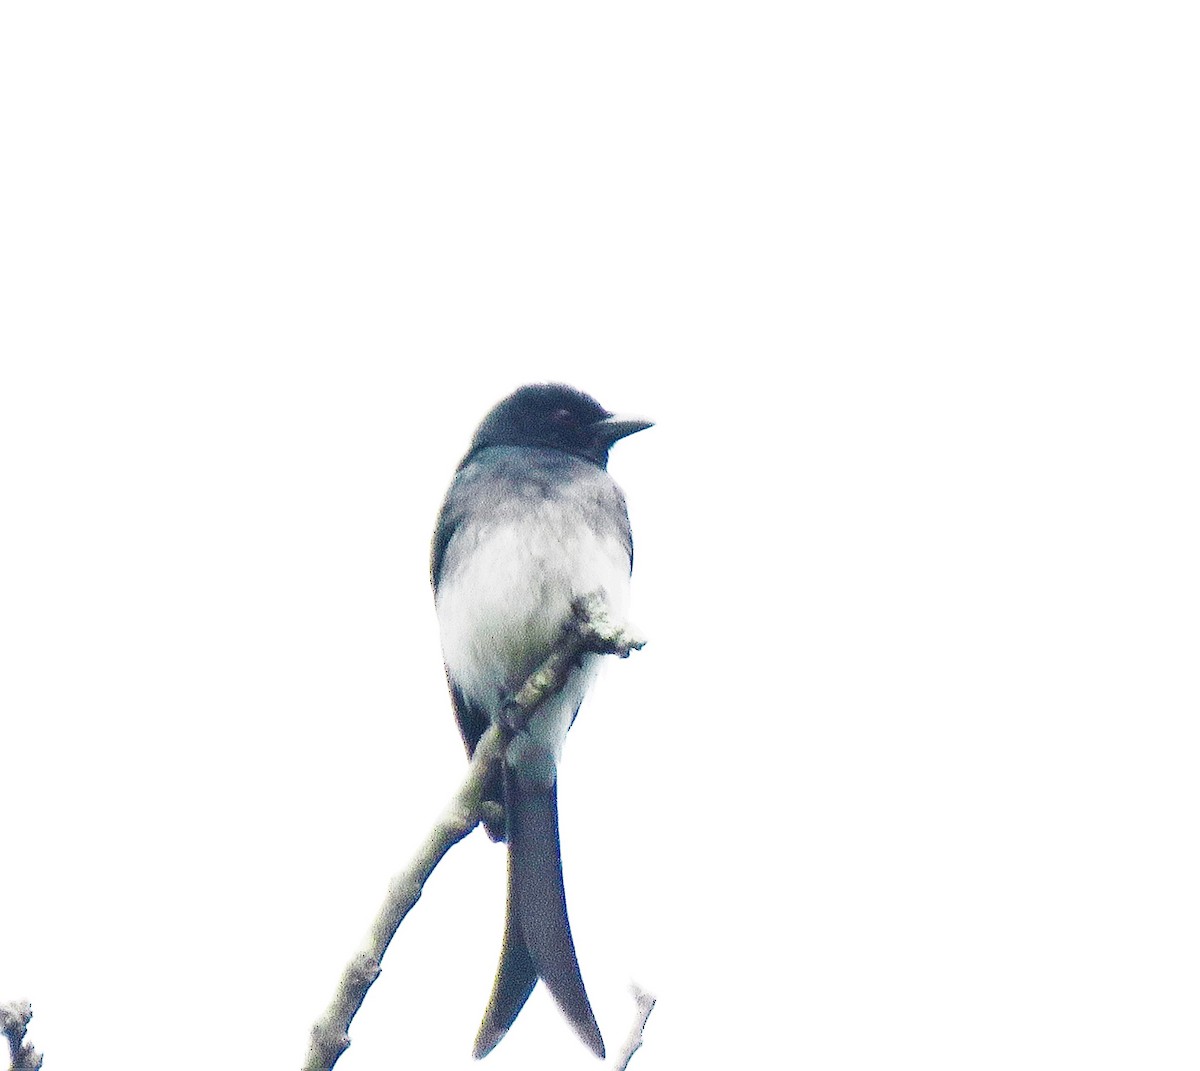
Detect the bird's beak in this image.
<box><xmin>591</xmin><ymin>414</ymin><xmax>654</xmax><ymax>445</ymax></box>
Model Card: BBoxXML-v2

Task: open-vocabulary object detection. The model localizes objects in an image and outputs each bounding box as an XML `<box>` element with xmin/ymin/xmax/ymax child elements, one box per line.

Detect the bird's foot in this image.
<box><xmin>499</xmin><ymin>696</ymin><xmax>530</xmax><ymax>733</ymax></box>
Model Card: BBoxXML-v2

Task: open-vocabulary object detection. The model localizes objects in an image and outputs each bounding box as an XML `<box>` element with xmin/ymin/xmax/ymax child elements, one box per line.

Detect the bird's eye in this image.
<box><xmin>550</xmin><ymin>408</ymin><xmax>577</xmax><ymax>427</ymax></box>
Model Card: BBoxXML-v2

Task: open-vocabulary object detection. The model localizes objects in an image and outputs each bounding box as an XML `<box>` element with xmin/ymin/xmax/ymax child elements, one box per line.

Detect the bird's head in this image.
<box><xmin>469</xmin><ymin>383</ymin><xmax>653</xmax><ymax>467</ymax></box>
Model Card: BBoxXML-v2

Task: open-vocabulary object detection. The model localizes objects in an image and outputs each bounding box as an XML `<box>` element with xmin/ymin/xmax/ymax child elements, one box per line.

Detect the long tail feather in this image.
<box><xmin>472</xmin><ymin>887</ymin><xmax>537</xmax><ymax>1058</ymax></box>
<box><xmin>473</xmin><ymin>762</ymin><xmax>604</xmax><ymax>1059</ymax></box>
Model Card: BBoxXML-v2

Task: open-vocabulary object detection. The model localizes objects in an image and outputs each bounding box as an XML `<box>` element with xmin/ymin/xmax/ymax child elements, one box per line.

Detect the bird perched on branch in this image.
<box><xmin>432</xmin><ymin>383</ymin><xmax>651</xmax><ymax>1059</ymax></box>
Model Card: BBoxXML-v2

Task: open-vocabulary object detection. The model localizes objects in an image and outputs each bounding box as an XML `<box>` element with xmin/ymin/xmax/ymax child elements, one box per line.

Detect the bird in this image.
<box><xmin>431</xmin><ymin>383</ymin><xmax>652</xmax><ymax>1059</ymax></box>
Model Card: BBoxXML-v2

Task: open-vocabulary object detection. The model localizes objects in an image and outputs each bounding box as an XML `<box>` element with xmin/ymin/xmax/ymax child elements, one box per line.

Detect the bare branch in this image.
<box><xmin>610</xmin><ymin>986</ymin><xmax>656</xmax><ymax>1071</ymax></box>
<box><xmin>302</xmin><ymin>593</ymin><xmax>645</xmax><ymax>1071</ymax></box>
<box><xmin>303</xmin><ymin>722</ymin><xmax>502</xmax><ymax>1071</ymax></box>
<box><xmin>505</xmin><ymin>593</ymin><xmax>645</xmax><ymax>730</ymax></box>
<box><xmin>1</xmin><ymin>1001</ymin><xmax>43</xmax><ymax>1071</ymax></box>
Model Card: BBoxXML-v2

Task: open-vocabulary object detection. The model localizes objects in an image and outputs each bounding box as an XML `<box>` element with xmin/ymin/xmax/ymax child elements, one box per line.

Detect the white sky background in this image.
<box><xmin>1</xmin><ymin>4</ymin><xmax>1197</xmax><ymax>1069</ymax></box>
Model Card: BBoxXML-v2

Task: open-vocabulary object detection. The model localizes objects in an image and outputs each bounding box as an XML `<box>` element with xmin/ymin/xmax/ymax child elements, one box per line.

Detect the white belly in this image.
<box><xmin>436</xmin><ymin>504</ymin><xmax>630</xmax><ymax>755</ymax></box>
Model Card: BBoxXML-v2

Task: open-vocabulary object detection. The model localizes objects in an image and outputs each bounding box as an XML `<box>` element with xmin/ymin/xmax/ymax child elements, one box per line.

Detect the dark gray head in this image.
<box><xmin>469</xmin><ymin>383</ymin><xmax>653</xmax><ymax>467</ymax></box>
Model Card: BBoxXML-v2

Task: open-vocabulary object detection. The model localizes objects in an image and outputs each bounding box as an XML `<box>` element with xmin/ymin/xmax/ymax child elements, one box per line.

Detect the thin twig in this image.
<box><xmin>505</xmin><ymin>593</ymin><xmax>645</xmax><ymax>730</ymax></box>
<box><xmin>302</xmin><ymin>724</ymin><xmax>503</xmax><ymax>1071</ymax></box>
<box><xmin>1</xmin><ymin>1001</ymin><xmax>43</xmax><ymax>1071</ymax></box>
<box><xmin>610</xmin><ymin>986</ymin><xmax>656</xmax><ymax>1071</ymax></box>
